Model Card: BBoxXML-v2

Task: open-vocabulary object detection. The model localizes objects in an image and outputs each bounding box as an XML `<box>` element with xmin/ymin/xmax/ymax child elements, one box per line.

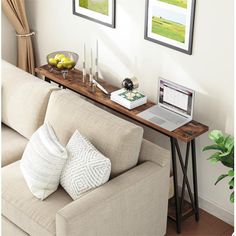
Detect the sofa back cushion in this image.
<box><xmin>1</xmin><ymin>60</ymin><xmax>58</xmax><ymax>139</ymax></box>
<box><xmin>45</xmin><ymin>90</ymin><xmax>144</xmax><ymax>177</ymax></box>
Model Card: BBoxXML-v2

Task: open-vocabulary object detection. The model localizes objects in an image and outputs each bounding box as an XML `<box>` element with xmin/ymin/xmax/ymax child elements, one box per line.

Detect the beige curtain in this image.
<box><xmin>2</xmin><ymin>0</ymin><xmax>35</xmax><ymax>74</ymax></box>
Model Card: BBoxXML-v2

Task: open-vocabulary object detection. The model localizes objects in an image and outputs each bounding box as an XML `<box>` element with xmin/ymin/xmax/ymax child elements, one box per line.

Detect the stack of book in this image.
<box><xmin>110</xmin><ymin>88</ymin><xmax>147</xmax><ymax>110</ymax></box>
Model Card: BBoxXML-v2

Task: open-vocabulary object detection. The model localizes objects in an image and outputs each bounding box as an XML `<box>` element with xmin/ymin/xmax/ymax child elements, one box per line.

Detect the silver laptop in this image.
<box><xmin>138</xmin><ymin>78</ymin><xmax>195</xmax><ymax>131</ymax></box>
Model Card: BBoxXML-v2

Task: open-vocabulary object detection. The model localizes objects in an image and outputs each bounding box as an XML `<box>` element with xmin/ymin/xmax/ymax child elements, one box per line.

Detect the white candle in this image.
<box><xmin>90</xmin><ymin>49</ymin><xmax>93</xmax><ymax>69</ymax></box>
<box><xmin>89</xmin><ymin>49</ymin><xmax>93</xmax><ymax>85</ymax></box>
<box><xmin>83</xmin><ymin>43</ymin><xmax>86</xmax><ymax>63</ymax></box>
<box><xmin>83</xmin><ymin>44</ymin><xmax>86</xmax><ymax>81</ymax></box>
<box><xmin>96</xmin><ymin>40</ymin><xmax>98</xmax><ymax>62</ymax></box>
<box><xmin>95</xmin><ymin>40</ymin><xmax>98</xmax><ymax>76</ymax></box>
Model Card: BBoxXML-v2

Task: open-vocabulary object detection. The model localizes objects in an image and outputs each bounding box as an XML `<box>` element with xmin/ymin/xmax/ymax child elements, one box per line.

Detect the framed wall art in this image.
<box><xmin>73</xmin><ymin>0</ymin><xmax>116</xmax><ymax>28</ymax></box>
<box><xmin>144</xmin><ymin>0</ymin><xmax>196</xmax><ymax>55</ymax></box>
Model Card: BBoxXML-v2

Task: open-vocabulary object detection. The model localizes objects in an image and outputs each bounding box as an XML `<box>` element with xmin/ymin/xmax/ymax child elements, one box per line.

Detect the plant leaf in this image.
<box><xmin>230</xmin><ymin>192</ymin><xmax>234</xmax><ymax>203</ymax></box>
<box><xmin>207</xmin><ymin>152</ymin><xmax>221</xmax><ymax>163</ymax></box>
<box><xmin>215</xmin><ymin>174</ymin><xmax>228</xmax><ymax>185</ymax></box>
<box><xmin>228</xmin><ymin>178</ymin><xmax>234</xmax><ymax>188</ymax></box>
<box><xmin>221</xmin><ymin>152</ymin><xmax>234</xmax><ymax>168</ymax></box>
<box><xmin>222</xmin><ymin>159</ymin><xmax>234</xmax><ymax>168</ymax></box>
<box><xmin>202</xmin><ymin>144</ymin><xmax>225</xmax><ymax>152</ymax></box>
<box><xmin>219</xmin><ymin>151</ymin><xmax>231</xmax><ymax>157</ymax></box>
<box><xmin>209</xmin><ymin>130</ymin><xmax>224</xmax><ymax>144</ymax></box>
<box><xmin>224</xmin><ymin>135</ymin><xmax>234</xmax><ymax>150</ymax></box>
<box><xmin>228</xmin><ymin>169</ymin><xmax>234</xmax><ymax>177</ymax></box>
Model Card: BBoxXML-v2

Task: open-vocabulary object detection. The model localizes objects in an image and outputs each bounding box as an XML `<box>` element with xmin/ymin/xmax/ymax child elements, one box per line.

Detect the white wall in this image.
<box><xmin>2</xmin><ymin>0</ymin><xmax>234</xmax><ymax>224</ymax></box>
<box><xmin>1</xmin><ymin>12</ymin><xmax>17</xmax><ymax>65</ymax></box>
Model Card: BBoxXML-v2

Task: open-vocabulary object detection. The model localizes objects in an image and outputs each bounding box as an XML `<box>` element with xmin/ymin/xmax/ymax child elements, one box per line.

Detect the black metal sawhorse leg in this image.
<box><xmin>191</xmin><ymin>139</ymin><xmax>199</xmax><ymax>221</ymax></box>
<box><xmin>45</xmin><ymin>77</ymin><xmax>66</xmax><ymax>89</ymax></box>
<box><xmin>170</xmin><ymin>137</ymin><xmax>181</xmax><ymax>233</ymax></box>
<box><xmin>170</xmin><ymin>137</ymin><xmax>199</xmax><ymax>234</ymax></box>
<box><xmin>45</xmin><ymin>77</ymin><xmax>51</xmax><ymax>83</ymax></box>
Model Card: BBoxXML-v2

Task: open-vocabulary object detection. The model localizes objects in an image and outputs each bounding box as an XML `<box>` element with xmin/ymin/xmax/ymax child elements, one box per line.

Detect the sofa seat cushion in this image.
<box><xmin>2</xmin><ymin>216</ymin><xmax>29</xmax><ymax>236</ymax></box>
<box><xmin>1</xmin><ymin>60</ymin><xmax>59</xmax><ymax>139</ymax></box>
<box><xmin>2</xmin><ymin>161</ymin><xmax>72</xmax><ymax>236</ymax></box>
<box><xmin>45</xmin><ymin>90</ymin><xmax>144</xmax><ymax>178</ymax></box>
<box><xmin>2</xmin><ymin>124</ymin><xmax>28</xmax><ymax>167</ymax></box>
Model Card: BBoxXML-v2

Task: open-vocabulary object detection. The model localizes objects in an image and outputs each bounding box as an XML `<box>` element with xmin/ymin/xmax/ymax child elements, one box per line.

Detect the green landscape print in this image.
<box><xmin>152</xmin><ymin>6</ymin><xmax>186</xmax><ymax>43</ymax></box>
<box><xmin>158</xmin><ymin>0</ymin><xmax>187</xmax><ymax>9</ymax></box>
<box><xmin>79</xmin><ymin>0</ymin><xmax>108</xmax><ymax>16</ymax></box>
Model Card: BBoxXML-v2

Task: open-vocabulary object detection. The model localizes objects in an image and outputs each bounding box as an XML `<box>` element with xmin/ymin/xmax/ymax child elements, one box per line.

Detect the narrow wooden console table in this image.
<box><xmin>35</xmin><ymin>65</ymin><xmax>209</xmax><ymax>234</ymax></box>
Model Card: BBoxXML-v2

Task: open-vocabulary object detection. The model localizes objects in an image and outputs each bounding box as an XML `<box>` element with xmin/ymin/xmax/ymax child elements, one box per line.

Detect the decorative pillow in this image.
<box><xmin>60</xmin><ymin>130</ymin><xmax>111</xmax><ymax>200</ymax></box>
<box><xmin>20</xmin><ymin>122</ymin><xmax>68</xmax><ymax>200</ymax></box>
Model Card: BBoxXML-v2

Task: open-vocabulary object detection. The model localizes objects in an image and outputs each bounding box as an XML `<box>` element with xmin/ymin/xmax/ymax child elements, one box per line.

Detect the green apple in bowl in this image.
<box><xmin>62</xmin><ymin>59</ymin><xmax>75</xmax><ymax>69</ymax></box>
<box><xmin>48</xmin><ymin>58</ymin><xmax>57</xmax><ymax>66</ymax></box>
<box><xmin>56</xmin><ymin>62</ymin><xmax>64</xmax><ymax>69</ymax></box>
<box><xmin>54</xmin><ymin>53</ymin><xmax>66</xmax><ymax>62</ymax></box>
<box><xmin>47</xmin><ymin>51</ymin><xmax>79</xmax><ymax>72</ymax></box>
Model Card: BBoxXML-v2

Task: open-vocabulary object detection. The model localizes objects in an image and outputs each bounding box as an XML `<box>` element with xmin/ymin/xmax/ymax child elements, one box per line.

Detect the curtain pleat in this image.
<box><xmin>2</xmin><ymin>0</ymin><xmax>35</xmax><ymax>75</ymax></box>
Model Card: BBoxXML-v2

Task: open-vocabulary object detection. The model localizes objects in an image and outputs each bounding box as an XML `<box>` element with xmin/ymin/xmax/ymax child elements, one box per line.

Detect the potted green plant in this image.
<box><xmin>203</xmin><ymin>130</ymin><xmax>234</xmax><ymax>203</ymax></box>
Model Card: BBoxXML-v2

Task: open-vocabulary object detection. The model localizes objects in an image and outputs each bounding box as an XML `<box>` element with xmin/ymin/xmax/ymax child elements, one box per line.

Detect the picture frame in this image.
<box><xmin>73</xmin><ymin>0</ymin><xmax>116</xmax><ymax>28</ymax></box>
<box><xmin>144</xmin><ymin>0</ymin><xmax>196</xmax><ymax>55</ymax></box>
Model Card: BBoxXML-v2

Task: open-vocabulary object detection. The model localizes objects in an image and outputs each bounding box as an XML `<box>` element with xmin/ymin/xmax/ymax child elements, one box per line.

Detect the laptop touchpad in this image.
<box><xmin>149</xmin><ymin>116</ymin><xmax>166</xmax><ymax>125</ymax></box>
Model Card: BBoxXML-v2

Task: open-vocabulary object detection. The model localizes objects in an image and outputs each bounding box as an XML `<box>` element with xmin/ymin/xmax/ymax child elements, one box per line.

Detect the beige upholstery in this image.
<box><xmin>138</xmin><ymin>139</ymin><xmax>170</xmax><ymax>167</ymax></box>
<box><xmin>169</xmin><ymin>176</ymin><xmax>174</xmax><ymax>199</ymax></box>
<box><xmin>2</xmin><ymin>161</ymin><xmax>72</xmax><ymax>236</ymax></box>
<box><xmin>1</xmin><ymin>124</ymin><xmax>28</xmax><ymax>167</ymax></box>
<box><xmin>2</xmin><ymin>159</ymin><xmax>170</xmax><ymax>236</ymax></box>
<box><xmin>1</xmin><ymin>60</ymin><xmax>58</xmax><ymax>139</ymax></box>
<box><xmin>2</xmin><ymin>216</ymin><xmax>29</xmax><ymax>236</ymax></box>
<box><xmin>56</xmin><ymin>161</ymin><xmax>170</xmax><ymax>236</ymax></box>
<box><xmin>138</xmin><ymin>139</ymin><xmax>174</xmax><ymax>199</ymax></box>
<box><xmin>45</xmin><ymin>90</ymin><xmax>144</xmax><ymax>177</ymax></box>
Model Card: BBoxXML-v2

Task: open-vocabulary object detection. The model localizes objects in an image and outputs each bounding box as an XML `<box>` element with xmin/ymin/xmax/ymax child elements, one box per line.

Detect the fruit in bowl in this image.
<box><xmin>47</xmin><ymin>51</ymin><xmax>78</xmax><ymax>71</ymax></box>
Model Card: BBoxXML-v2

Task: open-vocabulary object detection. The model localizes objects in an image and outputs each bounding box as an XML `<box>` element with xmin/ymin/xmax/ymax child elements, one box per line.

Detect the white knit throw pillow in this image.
<box><xmin>60</xmin><ymin>130</ymin><xmax>111</xmax><ymax>200</ymax></box>
<box><xmin>20</xmin><ymin>123</ymin><xmax>68</xmax><ymax>200</ymax></box>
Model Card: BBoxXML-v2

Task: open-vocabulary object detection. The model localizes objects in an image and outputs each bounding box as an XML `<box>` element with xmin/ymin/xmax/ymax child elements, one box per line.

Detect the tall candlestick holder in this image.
<box><xmin>83</xmin><ymin>43</ymin><xmax>87</xmax><ymax>83</ymax></box>
<box><xmin>89</xmin><ymin>67</ymin><xmax>93</xmax><ymax>87</ymax></box>
<box><xmin>83</xmin><ymin>62</ymin><xmax>86</xmax><ymax>83</ymax></box>
<box><xmin>89</xmin><ymin>48</ymin><xmax>93</xmax><ymax>87</ymax></box>
<box><xmin>95</xmin><ymin>58</ymin><xmax>98</xmax><ymax>81</ymax></box>
<box><xmin>92</xmin><ymin>82</ymin><xmax>97</xmax><ymax>93</ymax></box>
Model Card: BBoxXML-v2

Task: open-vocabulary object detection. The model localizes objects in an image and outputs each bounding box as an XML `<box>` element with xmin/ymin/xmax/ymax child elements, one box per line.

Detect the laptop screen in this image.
<box><xmin>159</xmin><ymin>79</ymin><xmax>194</xmax><ymax>117</ymax></box>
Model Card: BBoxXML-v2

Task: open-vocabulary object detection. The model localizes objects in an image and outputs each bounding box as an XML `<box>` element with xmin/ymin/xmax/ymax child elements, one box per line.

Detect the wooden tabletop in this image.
<box><xmin>35</xmin><ymin>65</ymin><xmax>209</xmax><ymax>142</ymax></box>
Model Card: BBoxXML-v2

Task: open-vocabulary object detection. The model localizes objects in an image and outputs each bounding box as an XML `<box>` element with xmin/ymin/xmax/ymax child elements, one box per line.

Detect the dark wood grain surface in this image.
<box><xmin>35</xmin><ymin>65</ymin><xmax>209</xmax><ymax>142</ymax></box>
<box><xmin>167</xmin><ymin>209</ymin><xmax>234</xmax><ymax>236</ymax></box>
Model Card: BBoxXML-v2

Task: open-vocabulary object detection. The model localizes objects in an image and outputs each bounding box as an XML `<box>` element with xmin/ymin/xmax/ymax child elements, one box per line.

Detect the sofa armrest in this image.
<box><xmin>138</xmin><ymin>139</ymin><xmax>171</xmax><ymax>167</ymax></box>
<box><xmin>56</xmin><ymin>161</ymin><xmax>170</xmax><ymax>236</ymax></box>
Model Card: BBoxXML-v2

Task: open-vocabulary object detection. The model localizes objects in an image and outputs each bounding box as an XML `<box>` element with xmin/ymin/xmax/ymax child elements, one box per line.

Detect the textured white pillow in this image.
<box><xmin>20</xmin><ymin>123</ymin><xmax>68</xmax><ymax>200</ymax></box>
<box><xmin>60</xmin><ymin>130</ymin><xmax>111</xmax><ymax>200</ymax></box>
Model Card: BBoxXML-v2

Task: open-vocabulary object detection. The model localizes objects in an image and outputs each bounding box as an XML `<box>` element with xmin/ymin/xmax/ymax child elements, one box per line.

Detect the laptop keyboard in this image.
<box><xmin>150</xmin><ymin>107</ymin><xmax>187</xmax><ymax>125</ymax></box>
<box><xmin>149</xmin><ymin>116</ymin><xmax>166</xmax><ymax>125</ymax></box>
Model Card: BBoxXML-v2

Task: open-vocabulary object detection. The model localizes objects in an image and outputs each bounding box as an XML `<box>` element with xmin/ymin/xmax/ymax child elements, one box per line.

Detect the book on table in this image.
<box><xmin>110</xmin><ymin>88</ymin><xmax>147</xmax><ymax>110</ymax></box>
